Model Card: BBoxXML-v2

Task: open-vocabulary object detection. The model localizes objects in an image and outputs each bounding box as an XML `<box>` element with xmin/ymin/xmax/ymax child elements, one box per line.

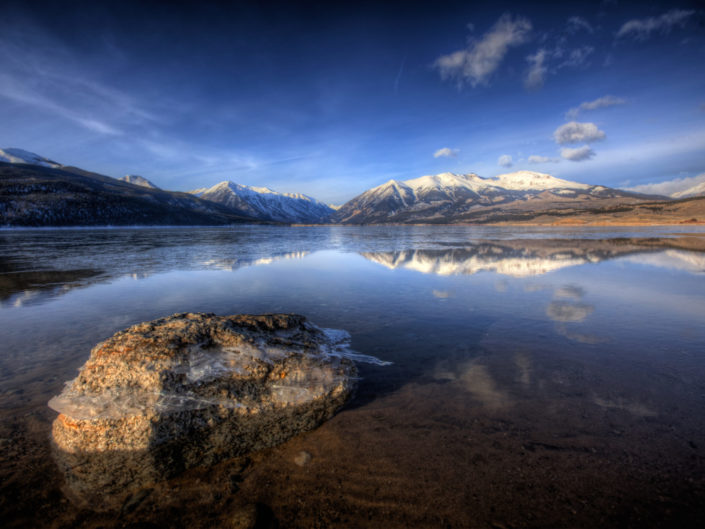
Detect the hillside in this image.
<box><xmin>0</xmin><ymin>162</ymin><xmax>258</xmax><ymax>227</ymax></box>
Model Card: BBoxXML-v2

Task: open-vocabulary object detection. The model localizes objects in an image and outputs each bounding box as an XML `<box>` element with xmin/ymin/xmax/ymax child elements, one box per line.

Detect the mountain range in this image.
<box><xmin>189</xmin><ymin>181</ymin><xmax>333</xmax><ymax>223</ymax></box>
<box><xmin>1</xmin><ymin>148</ymin><xmax>704</xmax><ymax>226</ymax></box>
<box><xmin>331</xmin><ymin>171</ymin><xmax>661</xmax><ymax>224</ymax></box>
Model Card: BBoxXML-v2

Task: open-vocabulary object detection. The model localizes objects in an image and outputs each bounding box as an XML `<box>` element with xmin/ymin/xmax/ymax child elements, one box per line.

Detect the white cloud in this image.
<box><xmin>617</xmin><ymin>9</ymin><xmax>696</xmax><ymax>40</ymax></box>
<box><xmin>567</xmin><ymin>16</ymin><xmax>593</xmax><ymax>34</ymax></box>
<box><xmin>625</xmin><ymin>172</ymin><xmax>705</xmax><ymax>197</ymax></box>
<box><xmin>435</xmin><ymin>14</ymin><xmax>532</xmax><ymax>87</ymax></box>
<box><xmin>498</xmin><ymin>154</ymin><xmax>513</xmax><ymax>167</ymax></box>
<box><xmin>553</xmin><ymin>121</ymin><xmax>606</xmax><ymax>144</ymax></box>
<box><xmin>524</xmin><ymin>49</ymin><xmax>547</xmax><ymax>89</ymax></box>
<box><xmin>434</xmin><ymin>147</ymin><xmax>459</xmax><ymax>158</ymax></box>
<box><xmin>528</xmin><ymin>155</ymin><xmax>559</xmax><ymax>164</ymax></box>
<box><xmin>566</xmin><ymin>95</ymin><xmax>626</xmax><ymax>119</ymax></box>
<box><xmin>561</xmin><ymin>146</ymin><xmax>595</xmax><ymax>161</ymax></box>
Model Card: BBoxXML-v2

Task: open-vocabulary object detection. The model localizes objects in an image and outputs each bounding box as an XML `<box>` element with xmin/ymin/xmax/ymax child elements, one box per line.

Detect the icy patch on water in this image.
<box><xmin>319</xmin><ymin>327</ymin><xmax>392</xmax><ymax>366</ymax></box>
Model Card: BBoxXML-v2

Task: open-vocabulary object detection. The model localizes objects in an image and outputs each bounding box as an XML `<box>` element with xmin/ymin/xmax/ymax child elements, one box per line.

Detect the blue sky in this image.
<box><xmin>0</xmin><ymin>0</ymin><xmax>704</xmax><ymax>203</ymax></box>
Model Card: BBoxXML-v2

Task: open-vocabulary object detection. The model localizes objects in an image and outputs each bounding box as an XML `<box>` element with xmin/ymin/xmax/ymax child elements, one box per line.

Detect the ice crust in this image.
<box><xmin>48</xmin><ymin>322</ymin><xmax>389</xmax><ymax>421</ymax></box>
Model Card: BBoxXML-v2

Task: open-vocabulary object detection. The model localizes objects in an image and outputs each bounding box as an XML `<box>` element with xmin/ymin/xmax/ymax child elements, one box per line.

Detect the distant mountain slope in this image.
<box><xmin>119</xmin><ymin>174</ymin><xmax>160</xmax><ymax>189</ymax></box>
<box><xmin>190</xmin><ymin>181</ymin><xmax>334</xmax><ymax>223</ymax></box>
<box><xmin>0</xmin><ymin>162</ymin><xmax>258</xmax><ymax>227</ymax></box>
<box><xmin>0</xmin><ymin>148</ymin><xmax>62</xmax><ymax>168</ymax></box>
<box><xmin>333</xmin><ymin>170</ymin><xmax>664</xmax><ymax>224</ymax></box>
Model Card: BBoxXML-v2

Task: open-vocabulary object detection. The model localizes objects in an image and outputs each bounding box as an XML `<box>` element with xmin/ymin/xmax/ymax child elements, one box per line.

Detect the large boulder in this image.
<box><xmin>49</xmin><ymin>312</ymin><xmax>358</xmax><ymax>510</ymax></box>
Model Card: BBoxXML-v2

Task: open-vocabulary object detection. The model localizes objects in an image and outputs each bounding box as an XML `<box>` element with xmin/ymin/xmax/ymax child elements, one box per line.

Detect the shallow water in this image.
<box><xmin>1</xmin><ymin>226</ymin><xmax>705</xmax><ymax>528</ymax></box>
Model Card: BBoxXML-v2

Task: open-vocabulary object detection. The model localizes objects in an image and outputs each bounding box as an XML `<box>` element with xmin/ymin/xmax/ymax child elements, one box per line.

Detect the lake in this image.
<box><xmin>1</xmin><ymin>225</ymin><xmax>705</xmax><ymax>528</ymax></box>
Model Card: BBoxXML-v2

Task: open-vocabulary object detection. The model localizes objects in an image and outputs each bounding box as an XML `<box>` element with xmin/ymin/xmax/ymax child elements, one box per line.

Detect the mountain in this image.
<box><xmin>0</xmin><ymin>148</ymin><xmax>62</xmax><ymax>168</ymax></box>
<box><xmin>119</xmin><ymin>174</ymin><xmax>160</xmax><ymax>189</ymax></box>
<box><xmin>672</xmin><ymin>181</ymin><xmax>705</xmax><ymax>199</ymax></box>
<box><xmin>332</xmin><ymin>170</ymin><xmax>665</xmax><ymax>224</ymax></box>
<box><xmin>0</xmin><ymin>162</ymin><xmax>259</xmax><ymax>227</ymax></box>
<box><xmin>190</xmin><ymin>181</ymin><xmax>334</xmax><ymax>223</ymax></box>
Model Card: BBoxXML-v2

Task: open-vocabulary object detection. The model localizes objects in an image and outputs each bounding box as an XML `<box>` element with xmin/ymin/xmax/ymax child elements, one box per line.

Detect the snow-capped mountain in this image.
<box><xmin>0</xmin><ymin>148</ymin><xmax>62</xmax><ymax>168</ymax></box>
<box><xmin>190</xmin><ymin>181</ymin><xmax>334</xmax><ymax>223</ymax></box>
<box><xmin>119</xmin><ymin>174</ymin><xmax>160</xmax><ymax>189</ymax></box>
<box><xmin>333</xmin><ymin>170</ymin><xmax>651</xmax><ymax>224</ymax></box>
<box><xmin>671</xmin><ymin>181</ymin><xmax>705</xmax><ymax>199</ymax></box>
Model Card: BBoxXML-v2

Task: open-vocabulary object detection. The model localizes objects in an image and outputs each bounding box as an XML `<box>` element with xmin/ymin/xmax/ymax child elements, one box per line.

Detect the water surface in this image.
<box><xmin>1</xmin><ymin>226</ymin><xmax>704</xmax><ymax>528</ymax></box>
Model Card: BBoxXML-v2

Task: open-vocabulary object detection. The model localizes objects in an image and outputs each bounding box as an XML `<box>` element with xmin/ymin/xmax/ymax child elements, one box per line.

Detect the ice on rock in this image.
<box><xmin>49</xmin><ymin>312</ymin><xmax>388</xmax><ymax>510</ymax></box>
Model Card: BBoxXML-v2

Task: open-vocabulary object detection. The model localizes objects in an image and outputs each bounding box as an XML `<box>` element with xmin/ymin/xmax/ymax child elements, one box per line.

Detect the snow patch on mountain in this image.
<box><xmin>0</xmin><ymin>148</ymin><xmax>62</xmax><ymax>168</ymax></box>
<box><xmin>120</xmin><ymin>175</ymin><xmax>160</xmax><ymax>189</ymax></box>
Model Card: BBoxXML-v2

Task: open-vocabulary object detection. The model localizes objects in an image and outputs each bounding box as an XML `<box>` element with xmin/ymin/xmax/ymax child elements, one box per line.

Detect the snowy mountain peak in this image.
<box><xmin>119</xmin><ymin>175</ymin><xmax>160</xmax><ymax>189</ymax></box>
<box><xmin>188</xmin><ymin>180</ymin><xmax>333</xmax><ymax>223</ymax></box>
<box><xmin>489</xmin><ymin>170</ymin><xmax>591</xmax><ymax>191</ymax></box>
<box><xmin>0</xmin><ymin>148</ymin><xmax>62</xmax><ymax>168</ymax></box>
<box><xmin>405</xmin><ymin>172</ymin><xmax>486</xmax><ymax>193</ymax></box>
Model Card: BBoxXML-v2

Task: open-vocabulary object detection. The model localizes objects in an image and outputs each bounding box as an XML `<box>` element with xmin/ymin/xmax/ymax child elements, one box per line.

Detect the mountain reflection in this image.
<box><xmin>360</xmin><ymin>239</ymin><xmax>705</xmax><ymax>277</ymax></box>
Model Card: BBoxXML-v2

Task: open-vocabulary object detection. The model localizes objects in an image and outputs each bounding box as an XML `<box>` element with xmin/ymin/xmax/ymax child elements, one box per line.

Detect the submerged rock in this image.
<box><xmin>49</xmin><ymin>312</ymin><xmax>360</xmax><ymax>510</ymax></box>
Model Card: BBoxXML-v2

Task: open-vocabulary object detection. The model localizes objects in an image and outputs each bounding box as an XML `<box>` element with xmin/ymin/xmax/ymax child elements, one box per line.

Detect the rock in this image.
<box><xmin>49</xmin><ymin>312</ymin><xmax>358</xmax><ymax>510</ymax></box>
<box><xmin>294</xmin><ymin>450</ymin><xmax>312</xmax><ymax>467</ymax></box>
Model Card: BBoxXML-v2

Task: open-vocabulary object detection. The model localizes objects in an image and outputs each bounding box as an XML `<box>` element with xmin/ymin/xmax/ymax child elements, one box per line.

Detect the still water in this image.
<box><xmin>1</xmin><ymin>226</ymin><xmax>705</xmax><ymax>528</ymax></box>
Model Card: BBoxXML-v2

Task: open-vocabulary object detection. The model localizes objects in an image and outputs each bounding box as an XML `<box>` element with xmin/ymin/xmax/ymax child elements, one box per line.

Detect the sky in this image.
<box><xmin>0</xmin><ymin>0</ymin><xmax>704</xmax><ymax>203</ymax></box>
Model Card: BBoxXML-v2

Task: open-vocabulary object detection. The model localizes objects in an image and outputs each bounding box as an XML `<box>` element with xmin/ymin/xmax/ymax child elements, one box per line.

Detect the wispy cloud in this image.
<box><xmin>523</xmin><ymin>40</ymin><xmax>593</xmax><ymax>90</ymax></box>
<box><xmin>557</xmin><ymin>46</ymin><xmax>594</xmax><ymax>69</ymax></box>
<box><xmin>567</xmin><ymin>16</ymin><xmax>593</xmax><ymax>34</ymax></box>
<box><xmin>0</xmin><ymin>22</ymin><xmax>158</xmax><ymax>137</ymax></box>
<box><xmin>625</xmin><ymin>172</ymin><xmax>705</xmax><ymax>197</ymax></box>
<box><xmin>554</xmin><ymin>121</ymin><xmax>606</xmax><ymax>144</ymax></box>
<box><xmin>561</xmin><ymin>146</ymin><xmax>595</xmax><ymax>161</ymax></box>
<box><xmin>566</xmin><ymin>95</ymin><xmax>626</xmax><ymax>119</ymax></box>
<box><xmin>434</xmin><ymin>147</ymin><xmax>459</xmax><ymax>158</ymax></box>
<box><xmin>435</xmin><ymin>14</ymin><xmax>532</xmax><ymax>88</ymax></box>
<box><xmin>524</xmin><ymin>49</ymin><xmax>547</xmax><ymax>89</ymax></box>
<box><xmin>498</xmin><ymin>154</ymin><xmax>513</xmax><ymax>167</ymax></box>
<box><xmin>528</xmin><ymin>155</ymin><xmax>559</xmax><ymax>164</ymax></box>
<box><xmin>617</xmin><ymin>9</ymin><xmax>696</xmax><ymax>40</ymax></box>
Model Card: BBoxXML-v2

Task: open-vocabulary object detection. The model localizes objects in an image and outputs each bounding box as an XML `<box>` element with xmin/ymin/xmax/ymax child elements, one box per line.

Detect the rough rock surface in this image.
<box><xmin>49</xmin><ymin>312</ymin><xmax>358</xmax><ymax>510</ymax></box>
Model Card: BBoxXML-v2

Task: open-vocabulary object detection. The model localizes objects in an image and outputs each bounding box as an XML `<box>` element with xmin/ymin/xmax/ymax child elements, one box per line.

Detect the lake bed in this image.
<box><xmin>1</xmin><ymin>226</ymin><xmax>704</xmax><ymax>528</ymax></box>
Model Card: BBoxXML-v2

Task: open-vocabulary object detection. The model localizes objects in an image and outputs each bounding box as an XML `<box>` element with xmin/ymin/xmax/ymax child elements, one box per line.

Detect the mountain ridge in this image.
<box><xmin>332</xmin><ymin>170</ymin><xmax>668</xmax><ymax>224</ymax></box>
<box><xmin>190</xmin><ymin>180</ymin><xmax>334</xmax><ymax>223</ymax></box>
<box><xmin>1</xmin><ymin>147</ymin><xmax>702</xmax><ymax>226</ymax></box>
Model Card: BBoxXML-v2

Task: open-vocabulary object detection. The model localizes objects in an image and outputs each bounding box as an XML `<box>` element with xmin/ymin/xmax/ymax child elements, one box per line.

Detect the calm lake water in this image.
<box><xmin>1</xmin><ymin>225</ymin><xmax>705</xmax><ymax>528</ymax></box>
